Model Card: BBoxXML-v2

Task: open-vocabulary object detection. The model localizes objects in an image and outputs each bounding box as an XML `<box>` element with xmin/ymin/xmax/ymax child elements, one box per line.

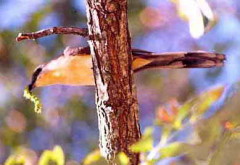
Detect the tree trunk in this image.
<box><xmin>85</xmin><ymin>0</ymin><xmax>141</xmax><ymax>164</ymax></box>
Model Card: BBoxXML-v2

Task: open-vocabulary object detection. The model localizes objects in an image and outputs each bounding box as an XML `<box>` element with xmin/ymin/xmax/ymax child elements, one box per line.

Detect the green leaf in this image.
<box><xmin>173</xmin><ymin>102</ymin><xmax>192</xmax><ymax>129</ymax></box>
<box><xmin>130</xmin><ymin>127</ymin><xmax>153</xmax><ymax>152</ymax></box>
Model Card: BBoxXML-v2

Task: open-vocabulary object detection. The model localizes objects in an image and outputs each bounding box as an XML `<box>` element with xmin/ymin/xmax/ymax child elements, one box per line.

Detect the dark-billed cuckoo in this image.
<box><xmin>27</xmin><ymin>47</ymin><xmax>225</xmax><ymax>91</ymax></box>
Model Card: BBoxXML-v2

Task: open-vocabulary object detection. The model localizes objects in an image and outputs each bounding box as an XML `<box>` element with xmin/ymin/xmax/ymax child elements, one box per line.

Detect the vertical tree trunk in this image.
<box><xmin>85</xmin><ymin>0</ymin><xmax>141</xmax><ymax>164</ymax></box>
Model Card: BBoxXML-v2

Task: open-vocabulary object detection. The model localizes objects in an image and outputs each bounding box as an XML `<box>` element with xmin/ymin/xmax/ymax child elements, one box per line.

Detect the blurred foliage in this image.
<box><xmin>4</xmin><ymin>145</ymin><xmax>64</xmax><ymax>165</ymax></box>
<box><xmin>130</xmin><ymin>127</ymin><xmax>154</xmax><ymax>153</ymax></box>
<box><xmin>117</xmin><ymin>152</ymin><xmax>130</xmax><ymax>165</ymax></box>
<box><xmin>132</xmin><ymin>84</ymin><xmax>240</xmax><ymax>164</ymax></box>
<box><xmin>5</xmin><ymin>155</ymin><xmax>25</xmax><ymax>165</ymax></box>
<box><xmin>82</xmin><ymin>150</ymin><xmax>103</xmax><ymax>165</ymax></box>
<box><xmin>39</xmin><ymin>145</ymin><xmax>64</xmax><ymax>165</ymax></box>
<box><xmin>1</xmin><ymin>0</ymin><xmax>240</xmax><ymax>165</ymax></box>
<box><xmin>172</xmin><ymin>0</ymin><xmax>215</xmax><ymax>38</ymax></box>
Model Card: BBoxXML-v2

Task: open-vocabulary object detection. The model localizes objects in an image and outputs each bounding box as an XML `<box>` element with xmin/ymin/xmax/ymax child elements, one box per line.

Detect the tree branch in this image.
<box><xmin>16</xmin><ymin>27</ymin><xmax>88</xmax><ymax>41</ymax></box>
<box><xmin>86</xmin><ymin>0</ymin><xmax>141</xmax><ymax>164</ymax></box>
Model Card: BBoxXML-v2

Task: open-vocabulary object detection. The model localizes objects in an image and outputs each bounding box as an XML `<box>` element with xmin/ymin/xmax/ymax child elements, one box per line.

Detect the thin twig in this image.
<box><xmin>16</xmin><ymin>27</ymin><xmax>88</xmax><ymax>41</ymax></box>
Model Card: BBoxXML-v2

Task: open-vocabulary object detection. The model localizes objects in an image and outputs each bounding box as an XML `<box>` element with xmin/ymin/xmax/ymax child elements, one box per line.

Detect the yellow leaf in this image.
<box><xmin>117</xmin><ymin>152</ymin><xmax>129</xmax><ymax>165</ymax></box>
<box><xmin>5</xmin><ymin>155</ymin><xmax>25</xmax><ymax>165</ymax></box>
<box><xmin>52</xmin><ymin>145</ymin><xmax>65</xmax><ymax>165</ymax></box>
<box><xmin>39</xmin><ymin>151</ymin><xmax>52</xmax><ymax>165</ymax></box>
<box><xmin>190</xmin><ymin>86</ymin><xmax>225</xmax><ymax>121</ymax></box>
<box><xmin>174</xmin><ymin>86</ymin><xmax>225</xmax><ymax>127</ymax></box>
<box><xmin>38</xmin><ymin>145</ymin><xmax>65</xmax><ymax>165</ymax></box>
<box><xmin>83</xmin><ymin>150</ymin><xmax>102</xmax><ymax>165</ymax></box>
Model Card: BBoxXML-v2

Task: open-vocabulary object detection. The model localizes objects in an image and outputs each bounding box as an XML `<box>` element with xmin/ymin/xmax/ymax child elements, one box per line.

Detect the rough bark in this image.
<box><xmin>85</xmin><ymin>0</ymin><xmax>141</xmax><ymax>164</ymax></box>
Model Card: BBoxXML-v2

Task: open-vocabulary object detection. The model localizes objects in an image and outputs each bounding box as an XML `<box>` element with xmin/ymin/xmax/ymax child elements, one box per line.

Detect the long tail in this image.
<box><xmin>132</xmin><ymin>49</ymin><xmax>226</xmax><ymax>72</ymax></box>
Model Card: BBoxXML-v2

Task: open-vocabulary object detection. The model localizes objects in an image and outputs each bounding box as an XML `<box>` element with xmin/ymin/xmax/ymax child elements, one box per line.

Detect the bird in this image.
<box><xmin>27</xmin><ymin>46</ymin><xmax>225</xmax><ymax>91</ymax></box>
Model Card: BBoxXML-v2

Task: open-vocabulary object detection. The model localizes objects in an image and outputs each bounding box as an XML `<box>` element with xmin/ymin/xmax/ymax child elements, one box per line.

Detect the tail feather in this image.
<box><xmin>132</xmin><ymin>51</ymin><xmax>225</xmax><ymax>72</ymax></box>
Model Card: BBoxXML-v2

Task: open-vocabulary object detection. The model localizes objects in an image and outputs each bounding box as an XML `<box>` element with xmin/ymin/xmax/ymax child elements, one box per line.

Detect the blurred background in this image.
<box><xmin>0</xmin><ymin>0</ymin><xmax>240</xmax><ymax>164</ymax></box>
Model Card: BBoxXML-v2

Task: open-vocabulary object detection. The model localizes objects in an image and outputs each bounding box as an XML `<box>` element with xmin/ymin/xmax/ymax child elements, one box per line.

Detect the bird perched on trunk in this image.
<box><xmin>27</xmin><ymin>46</ymin><xmax>225</xmax><ymax>91</ymax></box>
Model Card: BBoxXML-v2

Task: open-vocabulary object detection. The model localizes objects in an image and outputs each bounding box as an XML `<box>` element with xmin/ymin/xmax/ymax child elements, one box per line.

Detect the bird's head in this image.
<box><xmin>27</xmin><ymin>54</ymin><xmax>94</xmax><ymax>91</ymax></box>
<box><xmin>28</xmin><ymin>56</ymin><xmax>69</xmax><ymax>90</ymax></box>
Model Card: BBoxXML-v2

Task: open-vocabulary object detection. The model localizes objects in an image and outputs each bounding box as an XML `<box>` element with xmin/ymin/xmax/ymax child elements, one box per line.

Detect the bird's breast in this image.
<box><xmin>36</xmin><ymin>55</ymin><xmax>95</xmax><ymax>87</ymax></box>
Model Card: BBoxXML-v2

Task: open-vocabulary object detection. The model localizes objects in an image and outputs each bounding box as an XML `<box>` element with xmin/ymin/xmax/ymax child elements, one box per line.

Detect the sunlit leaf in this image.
<box><xmin>174</xmin><ymin>86</ymin><xmax>225</xmax><ymax>128</ymax></box>
<box><xmin>173</xmin><ymin>0</ymin><xmax>214</xmax><ymax>38</ymax></box>
<box><xmin>39</xmin><ymin>151</ymin><xmax>52</xmax><ymax>165</ymax></box>
<box><xmin>4</xmin><ymin>155</ymin><xmax>25</xmax><ymax>165</ymax></box>
<box><xmin>83</xmin><ymin>150</ymin><xmax>102</xmax><ymax>165</ymax></box>
<box><xmin>3</xmin><ymin>147</ymin><xmax>37</xmax><ymax>165</ymax></box>
<box><xmin>196</xmin><ymin>0</ymin><xmax>214</xmax><ymax>20</ymax></box>
<box><xmin>39</xmin><ymin>145</ymin><xmax>64</xmax><ymax>165</ymax></box>
<box><xmin>180</xmin><ymin>0</ymin><xmax>205</xmax><ymax>38</ymax></box>
<box><xmin>130</xmin><ymin>127</ymin><xmax>153</xmax><ymax>152</ymax></box>
<box><xmin>173</xmin><ymin>102</ymin><xmax>192</xmax><ymax>129</ymax></box>
<box><xmin>52</xmin><ymin>146</ymin><xmax>65</xmax><ymax>165</ymax></box>
<box><xmin>117</xmin><ymin>152</ymin><xmax>129</xmax><ymax>165</ymax></box>
<box><xmin>190</xmin><ymin>86</ymin><xmax>225</xmax><ymax>122</ymax></box>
